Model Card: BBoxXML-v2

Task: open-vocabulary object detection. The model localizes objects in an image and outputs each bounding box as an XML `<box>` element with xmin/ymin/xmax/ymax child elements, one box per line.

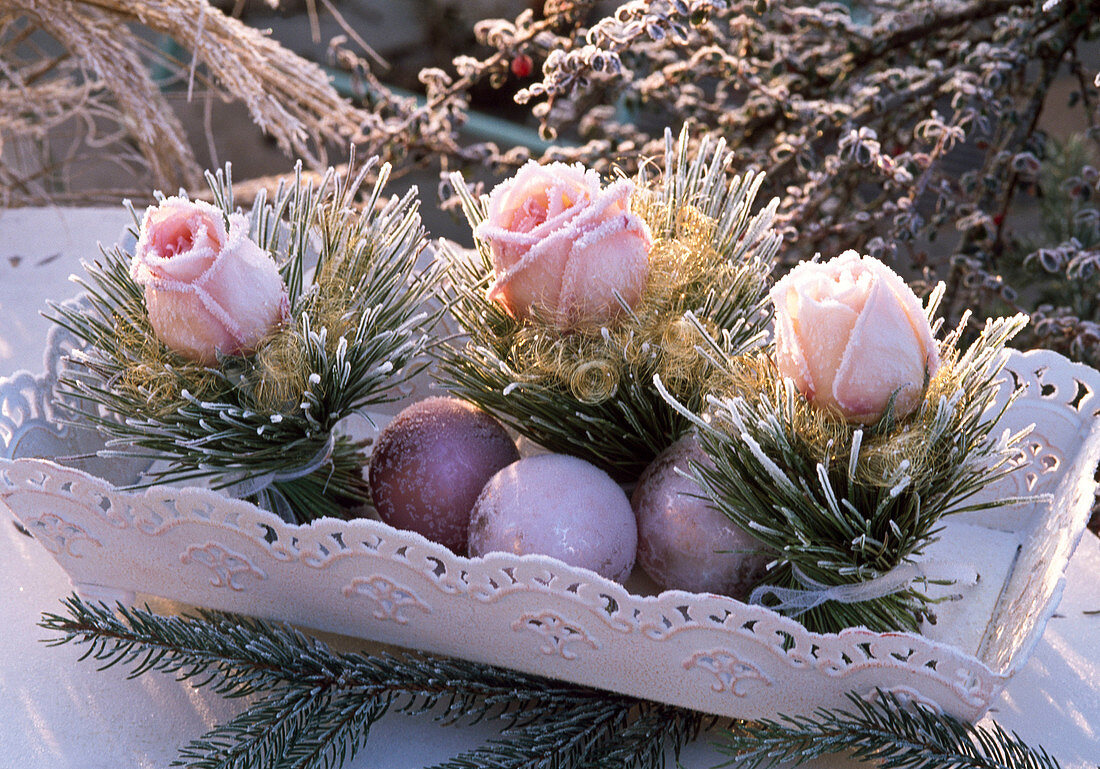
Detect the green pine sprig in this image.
<box><xmin>48</xmin><ymin>156</ymin><xmax>440</xmax><ymax>523</ymax></box>
<box><xmin>40</xmin><ymin>596</ymin><xmax>705</xmax><ymax>769</ymax></box>
<box><xmin>720</xmin><ymin>690</ymin><xmax>1062</xmax><ymax>769</ymax></box>
<box><xmin>39</xmin><ymin>596</ymin><xmax>1065</xmax><ymax>769</ymax></box>
<box><xmin>658</xmin><ymin>295</ymin><xmax>1034</xmax><ymax>634</ymax></box>
<box><xmin>435</xmin><ymin>126</ymin><xmax>781</xmax><ymax>481</ymax></box>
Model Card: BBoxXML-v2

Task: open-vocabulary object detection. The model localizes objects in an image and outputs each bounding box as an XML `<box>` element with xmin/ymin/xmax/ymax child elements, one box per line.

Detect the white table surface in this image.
<box><xmin>1</xmin><ymin>206</ymin><xmax>1098</xmax><ymax>769</ymax></box>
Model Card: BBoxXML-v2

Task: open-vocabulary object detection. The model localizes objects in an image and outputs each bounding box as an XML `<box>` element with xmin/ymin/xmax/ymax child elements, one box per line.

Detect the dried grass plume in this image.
<box><xmin>1</xmin><ymin>0</ymin><xmax>366</xmax><ymax>204</ymax></box>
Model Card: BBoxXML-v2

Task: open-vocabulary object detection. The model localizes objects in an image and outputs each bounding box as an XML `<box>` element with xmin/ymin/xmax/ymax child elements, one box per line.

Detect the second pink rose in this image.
<box><xmin>477</xmin><ymin>161</ymin><xmax>652</xmax><ymax>330</ymax></box>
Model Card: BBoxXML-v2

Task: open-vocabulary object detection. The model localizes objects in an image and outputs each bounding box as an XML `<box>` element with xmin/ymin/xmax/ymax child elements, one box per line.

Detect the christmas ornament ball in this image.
<box><xmin>369</xmin><ymin>397</ymin><xmax>519</xmax><ymax>553</ymax></box>
<box><xmin>632</xmin><ymin>436</ymin><xmax>768</xmax><ymax>596</ymax></box>
<box><xmin>468</xmin><ymin>454</ymin><xmax>637</xmax><ymax>582</ymax></box>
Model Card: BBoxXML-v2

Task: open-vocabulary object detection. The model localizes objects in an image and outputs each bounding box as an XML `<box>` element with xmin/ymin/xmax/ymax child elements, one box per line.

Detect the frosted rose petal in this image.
<box><xmin>559</xmin><ymin>216</ymin><xmax>649</xmax><ymax>326</ymax></box>
<box><xmin>477</xmin><ymin>161</ymin><xmax>651</xmax><ymax>328</ymax></box>
<box><xmin>130</xmin><ymin>197</ymin><xmax>288</xmax><ymax>364</ymax></box>
<box><xmin>144</xmin><ymin>287</ymin><xmax>237</xmax><ymax>364</ymax></box>
<box><xmin>795</xmin><ymin>294</ymin><xmax>859</xmax><ymax>408</ymax></box>
<box><xmin>832</xmin><ymin>278</ymin><xmax>929</xmax><ymax>422</ymax></box>
<box><xmin>771</xmin><ymin>284</ymin><xmax>814</xmax><ymax>396</ymax></box>
<box><xmin>197</xmin><ymin>214</ymin><xmax>288</xmax><ymax>351</ymax></box>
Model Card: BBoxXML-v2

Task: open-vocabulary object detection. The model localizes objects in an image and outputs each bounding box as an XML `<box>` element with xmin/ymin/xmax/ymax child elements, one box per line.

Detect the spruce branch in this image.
<box><xmin>40</xmin><ymin>596</ymin><xmax>1068</xmax><ymax>769</ymax></box>
<box><xmin>40</xmin><ymin>595</ymin><xmax>703</xmax><ymax>769</ymax></box>
<box><xmin>720</xmin><ymin>691</ymin><xmax>1063</xmax><ymax>769</ymax></box>
<box><xmin>428</xmin><ymin>700</ymin><xmax>631</xmax><ymax>769</ymax></box>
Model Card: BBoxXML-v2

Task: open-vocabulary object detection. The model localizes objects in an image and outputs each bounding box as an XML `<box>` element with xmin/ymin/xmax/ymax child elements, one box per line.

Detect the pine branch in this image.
<box><xmin>46</xmin><ymin>156</ymin><xmax>440</xmax><ymax>523</ymax></box>
<box><xmin>174</xmin><ymin>688</ymin><xmax>338</xmax><ymax>769</ymax></box>
<box><xmin>436</xmin><ymin>126</ymin><xmax>780</xmax><ymax>480</ymax></box>
<box><xmin>571</xmin><ymin>704</ymin><xmax>711</xmax><ymax>769</ymax></box>
<box><xmin>720</xmin><ymin>691</ymin><xmax>1063</xmax><ymax>769</ymax></box>
<box><xmin>40</xmin><ymin>595</ymin><xmax>701</xmax><ymax>769</ymax></box>
<box><xmin>40</xmin><ymin>596</ymin><xmax>603</xmax><ymax>713</ymax></box>
<box><xmin>428</xmin><ymin>700</ymin><xmax>632</xmax><ymax>769</ymax></box>
<box><xmin>40</xmin><ymin>596</ymin><xmax>1064</xmax><ymax>769</ymax></box>
<box><xmin>658</xmin><ymin>306</ymin><xmax>1032</xmax><ymax>633</ymax></box>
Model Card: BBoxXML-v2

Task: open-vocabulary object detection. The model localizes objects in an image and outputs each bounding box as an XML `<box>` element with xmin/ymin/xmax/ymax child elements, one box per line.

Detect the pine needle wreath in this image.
<box><xmin>436</xmin><ymin>127</ymin><xmax>782</xmax><ymax>481</ymax></box>
<box><xmin>49</xmin><ymin>157</ymin><xmax>440</xmax><ymax>523</ymax></box>
<box><xmin>659</xmin><ymin>290</ymin><xmax>1034</xmax><ymax>634</ymax></box>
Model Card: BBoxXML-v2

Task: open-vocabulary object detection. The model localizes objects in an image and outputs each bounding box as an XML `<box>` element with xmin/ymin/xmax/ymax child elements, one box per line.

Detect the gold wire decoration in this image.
<box><xmin>113</xmin><ymin>317</ymin><xmax>221</xmax><ymax>413</ymax></box>
<box><xmin>252</xmin><ymin>323</ymin><xmax>310</xmax><ymax>413</ymax></box>
<box><xmin>569</xmin><ymin>359</ymin><xmax>620</xmax><ymax>403</ymax></box>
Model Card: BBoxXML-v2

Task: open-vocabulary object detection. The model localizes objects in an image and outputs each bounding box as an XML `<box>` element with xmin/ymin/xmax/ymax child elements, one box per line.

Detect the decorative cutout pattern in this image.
<box><xmin>860</xmin><ymin>685</ymin><xmax>944</xmax><ymax>714</ymax></box>
<box><xmin>683</xmin><ymin>649</ymin><xmax>772</xmax><ymax>696</ymax></box>
<box><xmin>180</xmin><ymin>543</ymin><xmax>267</xmax><ymax>590</ymax></box>
<box><xmin>512</xmin><ymin>611</ymin><xmax>600</xmax><ymax>659</ymax></box>
<box><xmin>342</xmin><ymin>576</ymin><xmax>431</xmax><ymax>624</ymax></box>
<box><xmin>25</xmin><ymin>513</ymin><xmax>101</xmax><ymax>557</ymax></box>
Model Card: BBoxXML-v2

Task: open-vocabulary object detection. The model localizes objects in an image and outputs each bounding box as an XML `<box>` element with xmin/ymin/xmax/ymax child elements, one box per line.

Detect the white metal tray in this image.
<box><xmin>2</xmin><ymin>323</ymin><xmax>1098</xmax><ymax>724</ymax></box>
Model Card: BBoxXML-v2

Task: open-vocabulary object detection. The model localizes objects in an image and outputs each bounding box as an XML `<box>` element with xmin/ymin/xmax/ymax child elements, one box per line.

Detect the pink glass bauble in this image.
<box><xmin>468</xmin><ymin>454</ymin><xmax>637</xmax><ymax>582</ymax></box>
<box><xmin>632</xmin><ymin>436</ymin><xmax>768</xmax><ymax>596</ymax></box>
<box><xmin>369</xmin><ymin>397</ymin><xmax>519</xmax><ymax>554</ymax></box>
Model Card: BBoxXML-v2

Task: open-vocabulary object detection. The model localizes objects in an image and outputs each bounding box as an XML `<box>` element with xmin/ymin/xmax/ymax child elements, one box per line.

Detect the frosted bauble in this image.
<box><xmin>369</xmin><ymin>397</ymin><xmax>519</xmax><ymax>553</ymax></box>
<box><xmin>632</xmin><ymin>436</ymin><xmax>768</xmax><ymax>596</ymax></box>
<box><xmin>469</xmin><ymin>454</ymin><xmax>637</xmax><ymax>582</ymax></box>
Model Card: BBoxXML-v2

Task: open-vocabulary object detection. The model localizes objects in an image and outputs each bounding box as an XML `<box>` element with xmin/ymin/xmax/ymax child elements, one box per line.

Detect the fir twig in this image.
<box><xmin>40</xmin><ymin>595</ymin><xmax>703</xmax><ymax>769</ymax></box>
<box><xmin>720</xmin><ymin>690</ymin><xmax>1063</xmax><ymax>769</ymax></box>
<box><xmin>39</xmin><ymin>596</ymin><xmax>1067</xmax><ymax>769</ymax></box>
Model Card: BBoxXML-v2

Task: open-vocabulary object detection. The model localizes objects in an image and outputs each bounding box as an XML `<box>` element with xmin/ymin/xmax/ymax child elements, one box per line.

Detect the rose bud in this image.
<box><xmin>130</xmin><ymin>197</ymin><xmax>290</xmax><ymax>365</ymax></box>
<box><xmin>477</xmin><ymin>161</ymin><xmax>652</xmax><ymax>330</ymax></box>
<box><xmin>771</xmin><ymin>250</ymin><xmax>939</xmax><ymax>424</ymax></box>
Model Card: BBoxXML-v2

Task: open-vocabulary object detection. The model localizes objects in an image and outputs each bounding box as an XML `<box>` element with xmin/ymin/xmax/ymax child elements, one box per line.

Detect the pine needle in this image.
<box><xmin>721</xmin><ymin>690</ymin><xmax>1063</xmax><ymax>769</ymax></box>
<box><xmin>41</xmin><ymin>595</ymin><xmax>705</xmax><ymax>769</ymax></box>
<box><xmin>48</xmin><ymin>156</ymin><xmax>441</xmax><ymax>523</ymax></box>
<box><xmin>660</xmin><ymin>309</ymin><xmax>1032</xmax><ymax>633</ymax></box>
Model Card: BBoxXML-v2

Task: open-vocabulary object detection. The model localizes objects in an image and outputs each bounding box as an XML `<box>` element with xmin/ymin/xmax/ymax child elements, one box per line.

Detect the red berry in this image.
<box><xmin>511</xmin><ymin>54</ymin><xmax>534</xmax><ymax>79</ymax></box>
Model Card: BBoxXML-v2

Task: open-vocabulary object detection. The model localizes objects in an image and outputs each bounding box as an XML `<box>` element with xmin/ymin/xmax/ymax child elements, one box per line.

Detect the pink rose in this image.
<box><xmin>477</xmin><ymin>161</ymin><xmax>652</xmax><ymax>329</ymax></box>
<box><xmin>130</xmin><ymin>197</ymin><xmax>289</xmax><ymax>365</ymax></box>
<box><xmin>771</xmin><ymin>251</ymin><xmax>939</xmax><ymax>424</ymax></box>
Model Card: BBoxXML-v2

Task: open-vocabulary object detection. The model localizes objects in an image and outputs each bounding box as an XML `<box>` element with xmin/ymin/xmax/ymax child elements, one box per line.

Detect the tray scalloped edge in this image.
<box><xmin>2</xmin><ymin>336</ymin><xmax>1099</xmax><ymax>724</ymax></box>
